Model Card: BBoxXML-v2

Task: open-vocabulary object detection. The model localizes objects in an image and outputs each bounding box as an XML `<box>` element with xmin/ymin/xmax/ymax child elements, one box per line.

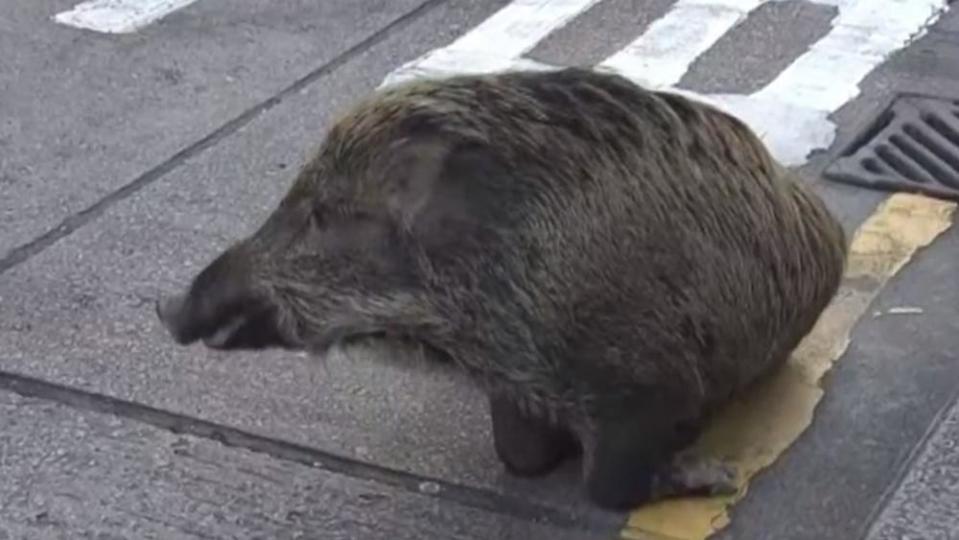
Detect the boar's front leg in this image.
<box><xmin>489</xmin><ymin>393</ymin><xmax>579</xmax><ymax>477</ymax></box>
<box><xmin>582</xmin><ymin>411</ymin><xmax>736</xmax><ymax>510</ymax></box>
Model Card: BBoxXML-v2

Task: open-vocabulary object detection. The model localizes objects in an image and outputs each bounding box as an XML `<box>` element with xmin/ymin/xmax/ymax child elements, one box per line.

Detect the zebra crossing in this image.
<box><xmin>53</xmin><ymin>0</ymin><xmax>952</xmax><ymax>168</ymax></box>
<box><xmin>379</xmin><ymin>0</ymin><xmax>951</xmax><ymax>166</ymax></box>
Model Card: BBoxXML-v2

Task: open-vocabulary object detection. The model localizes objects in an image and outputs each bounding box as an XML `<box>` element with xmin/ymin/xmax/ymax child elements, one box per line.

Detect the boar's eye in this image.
<box><xmin>310</xmin><ymin>200</ymin><xmax>376</xmax><ymax>233</ymax></box>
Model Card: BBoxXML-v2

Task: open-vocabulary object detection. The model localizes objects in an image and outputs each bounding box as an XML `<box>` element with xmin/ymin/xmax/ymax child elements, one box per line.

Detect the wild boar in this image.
<box><xmin>156</xmin><ymin>67</ymin><xmax>847</xmax><ymax>510</ymax></box>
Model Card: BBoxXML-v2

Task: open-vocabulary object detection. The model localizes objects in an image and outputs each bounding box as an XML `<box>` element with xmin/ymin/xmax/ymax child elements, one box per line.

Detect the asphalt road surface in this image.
<box><xmin>1</xmin><ymin>1</ymin><xmax>958</xmax><ymax>539</ymax></box>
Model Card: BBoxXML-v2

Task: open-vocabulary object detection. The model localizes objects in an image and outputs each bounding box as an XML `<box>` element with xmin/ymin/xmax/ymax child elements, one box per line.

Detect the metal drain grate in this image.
<box><xmin>823</xmin><ymin>94</ymin><xmax>959</xmax><ymax>202</ymax></box>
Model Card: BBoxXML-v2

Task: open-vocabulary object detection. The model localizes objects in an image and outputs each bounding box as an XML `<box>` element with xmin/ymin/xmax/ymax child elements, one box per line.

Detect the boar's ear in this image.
<box><xmin>384</xmin><ymin>135</ymin><xmax>505</xmax><ymax>250</ymax></box>
<box><xmin>383</xmin><ymin>135</ymin><xmax>451</xmax><ymax>230</ymax></box>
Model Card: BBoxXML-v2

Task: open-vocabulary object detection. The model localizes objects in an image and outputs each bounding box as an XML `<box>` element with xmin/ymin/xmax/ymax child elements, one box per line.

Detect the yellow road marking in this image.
<box><xmin>621</xmin><ymin>192</ymin><xmax>957</xmax><ymax>540</ymax></box>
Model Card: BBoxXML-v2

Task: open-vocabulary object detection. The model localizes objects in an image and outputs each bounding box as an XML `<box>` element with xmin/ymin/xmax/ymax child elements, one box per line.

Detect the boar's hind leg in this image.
<box><xmin>489</xmin><ymin>393</ymin><xmax>579</xmax><ymax>477</ymax></box>
<box><xmin>583</xmin><ymin>412</ymin><xmax>736</xmax><ymax>510</ymax></box>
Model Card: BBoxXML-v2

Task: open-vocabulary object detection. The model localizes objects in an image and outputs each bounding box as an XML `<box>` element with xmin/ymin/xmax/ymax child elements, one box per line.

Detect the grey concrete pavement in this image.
<box><xmin>0</xmin><ymin>389</ymin><xmax>594</xmax><ymax>540</ymax></box>
<box><xmin>2</xmin><ymin>0</ymin><xmax>959</xmax><ymax>539</ymax></box>
<box><xmin>0</xmin><ymin>0</ymin><xmax>485</xmax><ymax>258</ymax></box>
<box><xmin>865</xmin><ymin>395</ymin><xmax>959</xmax><ymax>540</ymax></box>
<box><xmin>1</xmin><ymin>0</ymin><xmax>619</xmax><ymax>526</ymax></box>
<box><xmin>527</xmin><ymin>0</ymin><xmax>675</xmax><ymax>67</ymax></box>
<box><xmin>678</xmin><ymin>0</ymin><xmax>838</xmax><ymax>95</ymax></box>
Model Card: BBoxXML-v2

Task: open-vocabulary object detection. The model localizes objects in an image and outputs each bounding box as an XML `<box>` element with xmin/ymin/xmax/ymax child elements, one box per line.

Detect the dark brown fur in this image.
<box><xmin>156</xmin><ymin>67</ymin><xmax>847</xmax><ymax>509</ymax></box>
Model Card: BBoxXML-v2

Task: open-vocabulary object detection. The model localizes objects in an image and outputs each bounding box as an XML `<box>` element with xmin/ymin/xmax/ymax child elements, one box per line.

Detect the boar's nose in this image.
<box><xmin>155</xmin><ymin>293</ymin><xmax>192</xmax><ymax>344</ymax></box>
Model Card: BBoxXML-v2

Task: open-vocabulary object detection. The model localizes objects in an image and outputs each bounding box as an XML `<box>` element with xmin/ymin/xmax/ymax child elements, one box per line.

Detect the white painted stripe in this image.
<box><xmin>54</xmin><ymin>0</ymin><xmax>199</xmax><ymax>34</ymax></box>
<box><xmin>599</xmin><ymin>0</ymin><xmax>767</xmax><ymax>89</ymax></box>
<box><xmin>704</xmin><ymin>93</ymin><xmax>836</xmax><ymax>166</ymax></box>
<box><xmin>445</xmin><ymin>0</ymin><xmax>604</xmax><ymax>57</ymax></box>
<box><xmin>715</xmin><ymin>0</ymin><xmax>950</xmax><ymax>165</ymax></box>
<box><xmin>379</xmin><ymin>0</ymin><xmax>600</xmax><ymax>88</ymax></box>
<box><xmin>755</xmin><ymin>0</ymin><xmax>947</xmax><ymax>111</ymax></box>
<box><xmin>376</xmin><ymin>0</ymin><xmax>951</xmax><ymax>167</ymax></box>
<box><xmin>634</xmin><ymin>86</ymin><xmax>835</xmax><ymax>168</ymax></box>
<box><xmin>380</xmin><ymin>50</ymin><xmax>557</xmax><ymax>89</ymax></box>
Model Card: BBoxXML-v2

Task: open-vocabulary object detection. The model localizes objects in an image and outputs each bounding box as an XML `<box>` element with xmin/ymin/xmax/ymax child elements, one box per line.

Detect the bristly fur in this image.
<box><xmin>268</xmin><ymin>67</ymin><xmax>847</xmax><ymax>425</ymax></box>
<box><xmin>158</xmin><ymin>67</ymin><xmax>847</xmax><ymax>484</ymax></box>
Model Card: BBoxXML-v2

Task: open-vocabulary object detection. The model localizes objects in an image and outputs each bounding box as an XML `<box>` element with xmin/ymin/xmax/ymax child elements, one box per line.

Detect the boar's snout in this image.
<box><xmin>154</xmin><ymin>246</ymin><xmax>294</xmax><ymax>352</ymax></box>
<box><xmin>155</xmin><ymin>286</ymin><xmax>290</xmax><ymax>351</ymax></box>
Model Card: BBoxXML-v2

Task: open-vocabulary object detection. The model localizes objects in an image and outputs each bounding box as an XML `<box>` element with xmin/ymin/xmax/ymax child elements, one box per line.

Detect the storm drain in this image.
<box><xmin>823</xmin><ymin>94</ymin><xmax>959</xmax><ymax>202</ymax></box>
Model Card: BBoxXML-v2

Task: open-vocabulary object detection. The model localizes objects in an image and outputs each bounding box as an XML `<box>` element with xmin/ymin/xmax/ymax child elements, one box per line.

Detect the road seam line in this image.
<box><xmin>0</xmin><ymin>370</ymin><xmax>611</xmax><ymax>532</ymax></box>
<box><xmin>0</xmin><ymin>0</ymin><xmax>450</xmax><ymax>276</ymax></box>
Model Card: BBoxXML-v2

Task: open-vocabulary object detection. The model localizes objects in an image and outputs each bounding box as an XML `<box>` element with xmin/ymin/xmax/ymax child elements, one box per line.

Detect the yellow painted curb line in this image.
<box><xmin>620</xmin><ymin>193</ymin><xmax>957</xmax><ymax>540</ymax></box>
